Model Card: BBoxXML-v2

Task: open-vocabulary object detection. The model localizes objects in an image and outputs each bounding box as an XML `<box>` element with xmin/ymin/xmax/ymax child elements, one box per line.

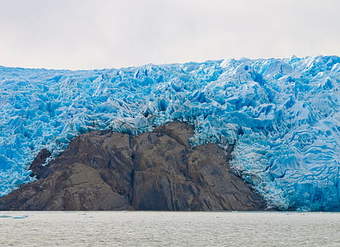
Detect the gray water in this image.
<box><xmin>0</xmin><ymin>212</ymin><xmax>339</xmax><ymax>247</ymax></box>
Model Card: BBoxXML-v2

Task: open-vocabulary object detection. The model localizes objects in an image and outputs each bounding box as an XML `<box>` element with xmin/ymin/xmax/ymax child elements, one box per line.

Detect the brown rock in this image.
<box><xmin>0</xmin><ymin>122</ymin><xmax>265</xmax><ymax>211</ymax></box>
<box><xmin>29</xmin><ymin>148</ymin><xmax>51</xmax><ymax>179</ymax></box>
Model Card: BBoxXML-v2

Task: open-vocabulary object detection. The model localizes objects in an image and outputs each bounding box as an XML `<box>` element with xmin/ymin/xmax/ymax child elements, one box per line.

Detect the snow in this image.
<box><xmin>0</xmin><ymin>56</ymin><xmax>339</xmax><ymax>210</ymax></box>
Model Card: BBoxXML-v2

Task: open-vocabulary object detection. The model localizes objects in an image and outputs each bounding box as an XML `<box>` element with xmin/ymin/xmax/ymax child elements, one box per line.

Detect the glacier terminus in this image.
<box><xmin>0</xmin><ymin>56</ymin><xmax>339</xmax><ymax>211</ymax></box>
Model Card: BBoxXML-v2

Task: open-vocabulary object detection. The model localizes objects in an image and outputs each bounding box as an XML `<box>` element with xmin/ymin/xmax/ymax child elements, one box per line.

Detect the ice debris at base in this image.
<box><xmin>0</xmin><ymin>56</ymin><xmax>339</xmax><ymax>210</ymax></box>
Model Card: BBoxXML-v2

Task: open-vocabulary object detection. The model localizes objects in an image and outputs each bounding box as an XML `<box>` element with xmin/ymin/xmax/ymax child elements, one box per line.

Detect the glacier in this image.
<box><xmin>0</xmin><ymin>56</ymin><xmax>339</xmax><ymax>211</ymax></box>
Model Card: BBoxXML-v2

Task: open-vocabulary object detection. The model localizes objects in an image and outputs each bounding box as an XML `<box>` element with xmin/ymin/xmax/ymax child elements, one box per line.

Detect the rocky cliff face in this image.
<box><xmin>0</xmin><ymin>122</ymin><xmax>265</xmax><ymax>211</ymax></box>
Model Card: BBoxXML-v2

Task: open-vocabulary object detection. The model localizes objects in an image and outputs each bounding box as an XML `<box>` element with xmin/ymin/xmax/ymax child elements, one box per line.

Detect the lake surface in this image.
<box><xmin>0</xmin><ymin>212</ymin><xmax>339</xmax><ymax>246</ymax></box>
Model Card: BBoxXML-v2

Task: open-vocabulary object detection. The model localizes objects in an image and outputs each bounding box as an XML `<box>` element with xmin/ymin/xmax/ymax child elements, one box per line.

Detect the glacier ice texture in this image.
<box><xmin>0</xmin><ymin>56</ymin><xmax>339</xmax><ymax>211</ymax></box>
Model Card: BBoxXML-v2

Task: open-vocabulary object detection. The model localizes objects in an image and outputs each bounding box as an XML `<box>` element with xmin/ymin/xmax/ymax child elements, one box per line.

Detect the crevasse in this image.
<box><xmin>0</xmin><ymin>56</ymin><xmax>339</xmax><ymax>210</ymax></box>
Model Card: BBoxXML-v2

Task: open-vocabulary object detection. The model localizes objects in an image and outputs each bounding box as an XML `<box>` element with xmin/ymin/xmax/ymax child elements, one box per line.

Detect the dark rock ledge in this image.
<box><xmin>0</xmin><ymin>122</ymin><xmax>265</xmax><ymax>211</ymax></box>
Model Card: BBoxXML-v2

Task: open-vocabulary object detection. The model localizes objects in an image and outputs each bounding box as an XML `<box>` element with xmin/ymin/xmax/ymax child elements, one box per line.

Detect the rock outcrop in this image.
<box><xmin>0</xmin><ymin>122</ymin><xmax>265</xmax><ymax>211</ymax></box>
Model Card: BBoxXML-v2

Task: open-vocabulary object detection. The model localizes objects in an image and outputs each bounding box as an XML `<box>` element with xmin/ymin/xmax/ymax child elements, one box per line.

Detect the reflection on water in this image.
<box><xmin>0</xmin><ymin>212</ymin><xmax>339</xmax><ymax>247</ymax></box>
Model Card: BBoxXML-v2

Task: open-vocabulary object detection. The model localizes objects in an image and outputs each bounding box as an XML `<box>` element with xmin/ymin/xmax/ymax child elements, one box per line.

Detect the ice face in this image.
<box><xmin>0</xmin><ymin>56</ymin><xmax>339</xmax><ymax>210</ymax></box>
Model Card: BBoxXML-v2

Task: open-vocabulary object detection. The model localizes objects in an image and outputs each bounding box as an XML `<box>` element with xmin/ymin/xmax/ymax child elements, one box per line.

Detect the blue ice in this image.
<box><xmin>0</xmin><ymin>56</ymin><xmax>339</xmax><ymax>210</ymax></box>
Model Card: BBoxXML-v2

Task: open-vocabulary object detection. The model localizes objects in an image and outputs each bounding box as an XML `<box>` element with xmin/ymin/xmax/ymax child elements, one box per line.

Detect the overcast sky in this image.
<box><xmin>0</xmin><ymin>0</ymin><xmax>339</xmax><ymax>69</ymax></box>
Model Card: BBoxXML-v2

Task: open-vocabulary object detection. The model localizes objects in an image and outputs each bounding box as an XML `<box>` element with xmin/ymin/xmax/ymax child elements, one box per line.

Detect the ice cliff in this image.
<box><xmin>0</xmin><ymin>56</ymin><xmax>339</xmax><ymax>210</ymax></box>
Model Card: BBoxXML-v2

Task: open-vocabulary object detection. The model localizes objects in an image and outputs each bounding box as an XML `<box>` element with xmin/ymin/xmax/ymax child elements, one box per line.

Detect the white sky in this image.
<box><xmin>0</xmin><ymin>0</ymin><xmax>339</xmax><ymax>69</ymax></box>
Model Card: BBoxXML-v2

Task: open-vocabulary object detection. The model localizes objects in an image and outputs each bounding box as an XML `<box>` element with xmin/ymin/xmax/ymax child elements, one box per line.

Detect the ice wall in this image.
<box><xmin>0</xmin><ymin>56</ymin><xmax>339</xmax><ymax>210</ymax></box>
